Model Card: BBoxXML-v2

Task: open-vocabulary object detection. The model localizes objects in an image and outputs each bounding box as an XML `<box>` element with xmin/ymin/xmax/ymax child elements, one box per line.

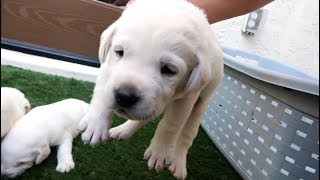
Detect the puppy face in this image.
<box><xmin>1</xmin><ymin>143</ymin><xmax>36</xmax><ymax>178</ymax></box>
<box><xmin>1</xmin><ymin>146</ymin><xmax>50</xmax><ymax>178</ymax></box>
<box><xmin>98</xmin><ymin>0</ymin><xmax>213</xmax><ymax>121</ymax></box>
<box><xmin>105</xmin><ymin>31</ymin><xmax>196</xmax><ymax>120</ymax></box>
<box><xmin>1</xmin><ymin>128</ymin><xmax>51</xmax><ymax>178</ymax></box>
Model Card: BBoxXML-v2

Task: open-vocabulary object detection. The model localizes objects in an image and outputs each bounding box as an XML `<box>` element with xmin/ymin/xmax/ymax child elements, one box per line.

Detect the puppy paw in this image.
<box><xmin>78</xmin><ymin>113</ymin><xmax>110</xmax><ymax>145</ymax></box>
<box><xmin>109</xmin><ymin>120</ymin><xmax>143</xmax><ymax>140</ymax></box>
<box><xmin>144</xmin><ymin>143</ymin><xmax>174</xmax><ymax>173</ymax></box>
<box><xmin>109</xmin><ymin>126</ymin><xmax>132</xmax><ymax>140</ymax></box>
<box><xmin>56</xmin><ymin>158</ymin><xmax>75</xmax><ymax>173</ymax></box>
<box><xmin>168</xmin><ymin>153</ymin><xmax>187</xmax><ymax>180</ymax></box>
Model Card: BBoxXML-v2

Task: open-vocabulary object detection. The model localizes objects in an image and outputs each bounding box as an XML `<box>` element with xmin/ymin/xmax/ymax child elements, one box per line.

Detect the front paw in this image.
<box><xmin>109</xmin><ymin>120</ymin><xmax>143</xmax><ymax>140</ymax></box>
<box><xmin>78</xmin><ymin>113</ymin><xmax>110</xmax><ymax>145</ymax></box>
<box><xmin>56</xmin><ymin>158</ymin><xmax>75</xmax><ymax>173</ymax></box>
<box><xmin>109</xmin><ymin>125</ymin><xmax>133</xmax><ymax>140</ymax></box>
<box><xmin>143</xmin><ymin>143</ymin><xmax>175</xmax><ymax>173</ymax></box>
<box><xmin>168</xmin><ymin>152</ymin><xmax>187</xmax><ymax>180</ymax></box>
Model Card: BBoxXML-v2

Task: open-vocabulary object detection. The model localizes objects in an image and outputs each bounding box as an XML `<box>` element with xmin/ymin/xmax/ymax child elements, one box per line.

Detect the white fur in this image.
<box><xmin>79</xmin><ymin>0</ymin><xmax>223</xmax><ymax>179</ymax></box>
<box><xmin>1</xmin><ymin>87</ymin><xmax>31</xmax><ymax>138</ymax></box>
<box><xmin>1</xmin><ymin>99</ymin><xmax>88</xmax><ymax>178</ymax></box>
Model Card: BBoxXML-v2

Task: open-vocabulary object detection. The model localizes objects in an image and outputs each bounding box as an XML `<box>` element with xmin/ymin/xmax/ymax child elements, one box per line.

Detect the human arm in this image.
<box><xmin>111</xmin><ymin>0</ymin><xmax>273</xmax><ymax>24</ymax></box>
<box><xmin>187</xmin><ymin>0</ymin><xmax>273</xmax><ymax>24</ymax></box>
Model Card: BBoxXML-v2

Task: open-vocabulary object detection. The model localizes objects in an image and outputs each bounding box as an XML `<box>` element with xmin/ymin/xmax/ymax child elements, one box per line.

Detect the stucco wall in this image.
<box><xmin>211</xmin><ymin>0</ymin><xmax>319</xmax><ymax>76</ymax></box>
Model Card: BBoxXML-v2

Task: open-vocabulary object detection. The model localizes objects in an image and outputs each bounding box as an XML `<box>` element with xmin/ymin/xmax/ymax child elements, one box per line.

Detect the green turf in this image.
<box><xmin>1</xmin><ymin>65</ymin><xmax>241</xmax><ymax>180</ymax></box>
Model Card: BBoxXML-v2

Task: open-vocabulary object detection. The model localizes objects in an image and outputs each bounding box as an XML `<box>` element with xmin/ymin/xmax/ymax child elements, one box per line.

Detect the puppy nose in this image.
<box><xmin>114</xmin><ymin>86</ymin><xmax>140</xmax><ymax>108</ymax></box>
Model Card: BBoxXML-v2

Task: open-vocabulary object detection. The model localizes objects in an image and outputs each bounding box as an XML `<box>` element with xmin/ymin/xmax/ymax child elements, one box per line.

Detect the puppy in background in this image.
<box><xmin>1</xmin><ymin>99</ymin><xmax>88</xmax><ymax>178</ymax></box>
<box><xmin>1</xmin><ymin>87</ymin><xmax>31</xmax><ymax>138</ymax></box>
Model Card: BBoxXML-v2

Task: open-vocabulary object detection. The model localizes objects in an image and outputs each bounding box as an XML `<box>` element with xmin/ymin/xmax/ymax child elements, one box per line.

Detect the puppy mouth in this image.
<box><xmin>114</xmin><ymin>108</ymin><xmax>156</xmax><ymax>121</ymax></box>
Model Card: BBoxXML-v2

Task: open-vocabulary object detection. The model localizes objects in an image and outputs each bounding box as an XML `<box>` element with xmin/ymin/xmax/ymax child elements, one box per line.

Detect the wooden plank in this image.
<box><xmin>1</xmin><ymin>0</ymin><xmax>123</xmax><ymax>58</ymax></box>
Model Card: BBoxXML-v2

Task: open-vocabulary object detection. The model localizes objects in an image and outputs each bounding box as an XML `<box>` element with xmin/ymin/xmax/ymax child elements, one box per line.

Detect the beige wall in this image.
<box><xmin>212</xmin><ymin>0</ymin><xmax>319</xmax><ymax>76</ymax></box>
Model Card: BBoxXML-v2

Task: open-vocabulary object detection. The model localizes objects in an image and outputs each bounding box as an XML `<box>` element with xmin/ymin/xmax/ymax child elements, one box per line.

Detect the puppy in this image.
<box><xmin>1</xmin><ymin>87</ymin><xmax>31</xmax><ymax>138</ymax></box>
<box><xmin>78</xmin><ymin>0</ymin><xmax>223</xmax><ymax>179</ymax></box>
<box><xmin>1</xmin><ymin>99</ymin><xmax>88</xmax><ymax>178</ymax></box>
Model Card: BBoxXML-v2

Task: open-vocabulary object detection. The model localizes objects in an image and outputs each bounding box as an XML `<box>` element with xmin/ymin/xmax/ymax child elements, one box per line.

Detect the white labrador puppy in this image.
<box><xmin>1</xmin><ymin>99</ymin><xmax>88</xmax><ymax>178</ymax></box>
<box><xmin>78</xmin><ymin>0</ymin><xmax>223</xmax><ymax>179</ymax></box>
<box><xmin>1</xmin><ymin>87</ymin><xmax>31</xmax><ymax>138</ymax></box>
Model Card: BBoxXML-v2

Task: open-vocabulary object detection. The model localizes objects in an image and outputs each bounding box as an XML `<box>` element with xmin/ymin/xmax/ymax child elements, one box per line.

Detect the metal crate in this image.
<box><xmin>201</xmin><ymin>46</ymin><xmax>319</xmax><ymax>180</ymax></box>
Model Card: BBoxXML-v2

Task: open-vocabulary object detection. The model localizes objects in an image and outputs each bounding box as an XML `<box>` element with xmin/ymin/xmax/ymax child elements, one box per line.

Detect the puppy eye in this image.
<box><xmin>161</xmin><ymin>64</ymin><xmax>177</xmax><ymax>76</ymax></box>
<box><xmin>115</xmin><ymin>50</ymin><xmax>124</xmax><ymax>58</ymax></box>
<box><xmin>15</xmin><ymin>161</ymin><xmax>26</xmax><ymax>167</ymax></box>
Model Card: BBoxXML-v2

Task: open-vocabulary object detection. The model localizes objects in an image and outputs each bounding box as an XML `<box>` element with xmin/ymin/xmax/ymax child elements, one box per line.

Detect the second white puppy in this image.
<box><xmin>1</xmin><ymin>87</ymin><xmax>31</xmax><ymax>138</ymax></box>
<box><xmin>1</xmin><ymin>99</ymin><xmax>88</xmax><ymax>178</ymax></box>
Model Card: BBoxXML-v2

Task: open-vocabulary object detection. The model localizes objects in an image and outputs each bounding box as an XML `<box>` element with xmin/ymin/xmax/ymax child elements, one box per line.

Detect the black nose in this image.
<box><xmin>114</xmin><ymin>86</ymin><xmax>140</xmax><ymax>108</ymax></box>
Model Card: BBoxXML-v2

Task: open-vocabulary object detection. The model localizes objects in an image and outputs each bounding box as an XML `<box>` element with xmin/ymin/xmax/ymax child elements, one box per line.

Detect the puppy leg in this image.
<box><xmin>78</xmin><ymin>64</ymin><xmax>113</xmax><ymax>145</ymax></box>
<box><xmin>168</xmin><ymin>97</ymin><xmax>208</xmax><ymax>179</ymax></box>
<box><xmin>144</xmin><ymin>94</ymin><xmax>199</xmax><ymax>173</ymax></box>
<box><xmin>169</xmin><ymin>82</ymin><xmax>220</xmax><ymax>180</ymax></box>
<box><xmin>109</xmin><ymin>120</ymin><xmax>149</xmax><ymax>140</ymax></box>
<box><xmin>56</xmin><ymin>136</ymin><xmax>75</xmax><ymax>173</ymax></box>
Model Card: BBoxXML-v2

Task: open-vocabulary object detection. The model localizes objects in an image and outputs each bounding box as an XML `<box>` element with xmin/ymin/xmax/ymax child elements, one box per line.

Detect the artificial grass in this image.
<box><xmin>1</xmin><ymin>65</ymin><xmax>242</xmax><ymax>180</ymax></box>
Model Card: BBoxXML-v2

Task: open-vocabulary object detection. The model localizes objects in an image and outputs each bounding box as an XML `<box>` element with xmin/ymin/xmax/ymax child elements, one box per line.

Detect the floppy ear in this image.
<box><xmin>34</xmin><ymin>144</ymin><xmax>51</xmax><ymax>165</ymax></box>
<box><xmin>184</xmin><ymin>52</ymin><xmax>212</xmax><ymax>94</ymax></box>
<box><xmin>24</xmin><ymin>99</ymin><xmax>31</xmax><ymax>113</ymax></box>
<box><xmin>98</xmin><ymin>21</ymin><xmax>118</xmax><ymax>64</ymax></box>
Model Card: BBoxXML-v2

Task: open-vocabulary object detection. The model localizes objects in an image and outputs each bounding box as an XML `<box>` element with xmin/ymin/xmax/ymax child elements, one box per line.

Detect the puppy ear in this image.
<box><xmin>24</xmin><ymin>99</ymin><xmax>31</xmax><ymax>113</ymax></box>
<box><xmin>34</xmin><ymin>144</ymin><xmax>51</xmax><ymax>165</ymax></box>
<box><xmin>98</xmin><ymin>21</ymin><xmax>117</xmax><ymax>64</ymax></box>
<box><xmin>184</xmin><ymin>52</ymin><xmax>212</xmax><ymax>94</ymax></box>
